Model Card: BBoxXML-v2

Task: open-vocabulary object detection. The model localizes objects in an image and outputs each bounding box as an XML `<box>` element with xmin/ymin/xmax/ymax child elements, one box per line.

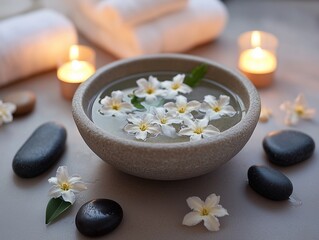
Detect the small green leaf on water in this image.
<box><xmin>45</xmin><ymin>198</ymin><xmax>72</xmax><ymax>224</ymax></box>
<box><xmin>130</xmin><ymin>95</ymin><xmax>145</xmax><ymax>109</ymax></box>
<box><xmin>184</xmin><ymin>64</ymin><xmax>208</xmax><ymax>88</ymax></box>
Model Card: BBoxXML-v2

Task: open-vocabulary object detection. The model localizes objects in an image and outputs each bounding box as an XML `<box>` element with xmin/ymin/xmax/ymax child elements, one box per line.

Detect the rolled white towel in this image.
<box><xmin>97</xmin><ymin>0</ymin><xmax>188</xmax><ymax>27</ymax></box>
<box><xmin>0</xmin><ymin>9</ymin><xmax>77</xmax><ymax>87</ymax></box>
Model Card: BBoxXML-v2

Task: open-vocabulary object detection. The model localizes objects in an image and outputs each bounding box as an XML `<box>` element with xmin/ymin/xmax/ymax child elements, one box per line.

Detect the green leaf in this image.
<box><xmin>184</xmin><ymin>64</ymin><xmax>208</xmax><ymax>88</ymax></box>
<box><xmin>130</xmin><ymin>95</ymin><xmax>145</xmax><ymax>109</ymax></box>
<box><xmin>45</xmin><ymin>198</ymin><xmax>72</xmax><ymax>224</ymax></box>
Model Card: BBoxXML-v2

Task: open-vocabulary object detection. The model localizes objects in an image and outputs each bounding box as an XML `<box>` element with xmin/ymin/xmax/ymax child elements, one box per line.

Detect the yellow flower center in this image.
<box><xmin>178</xmin><ymin>107</ymin><xmax>186</xmax><ymax>113</ymax></box>
<box><xmin>139</xmin><ymin>123</ymin><xmax>148</xmax><ymax>131</ymax></box>
<box><xmin>295</xmin><ymin>105</ymin><xmax>304</xmax><ymax>116</ymax></box>
<box><xmin>146</xmin><ymin>88</ymin><xmax>155</xmax><ymax>95</ymax></box>
<box><xmin>194</xmin><ymin>127</ymin><xmax>203</xmax><ymax>134</ymax></box>
<box><xmin>160</xmin><ymin>118</ymin><xmax>167</xmax><ymax>124</ymax></box>
<box><xmin>201</xmin><ymin>208</ymin><xmax>210</xmax><ymax>216</ymax></box>
<box><xmin>112</xmin><ymin>104</ymin><xmax>120</xmax><ymax>110</ymax></box>
<box><xmin>213</xmin><ymin>106</ymin><xmax>221</xmax><ymax>112</ymax></box>
<box><xmin>61</xmin><ymin>183</ymin><xmax>70</xmax><ymax>191</ymax></box>
<box><xmin>171</xmin><ymin>83</ymin><xmax>180</xmax><ymax>90</ymax></box>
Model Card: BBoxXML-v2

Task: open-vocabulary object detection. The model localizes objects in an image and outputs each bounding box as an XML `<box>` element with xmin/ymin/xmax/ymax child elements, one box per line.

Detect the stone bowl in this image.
<box><xmin>72</xmin><ymin>54</ymin><xmax>260</xmax><ymax>180</ymax></box>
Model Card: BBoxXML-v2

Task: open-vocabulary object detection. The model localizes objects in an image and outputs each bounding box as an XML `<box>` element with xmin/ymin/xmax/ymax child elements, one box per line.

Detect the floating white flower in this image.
<box><xmin>124</xmin><ymin>113</ymin><xmax>161</xmax><ymax>140</ymax></box>
<box><xmin>135</xmin><ymin>76</ymin><xmax>164</xmax><ymax>103</ymax></box>
<box><xmin>0</xmin><ymin>100</ymin><xmax>16</xmax><ymax>126</ymax></box>
<box><xmin>100</xmin><ymin>90</ymin><xmax>133</xmax><ymax>117</ymax></box>
<box><xmin>151</xmin><ymin>107</ymin><xmax>182</xmax><ymax>138</ymax></box>
<box><xmin>280</xmin><ymin>93</ymin><xmax>316</xmax><ymax>125</ymax></box>
<box><xmin>164</xmin><ymin>95</ymin><xmax>200</xmax><ymax>119</ymax></box>
<box><xmin>200</xmin><ymin>95</ymin><xmax>236</xmax><ymax>120</ymax></box>
<box><xmin>179</xmin><ymin>117</ymin><xmax>220</xmax><ymax>141</ymax></box>
<box><xmin>161</xmin><ymin>74</ymin><xmax>192</xmax><ymax>99</ymax></box>
<box><xmin>48</xmin><ymin>166</ymin><xmax>87</xmax><ymax>204</ymax></box>
<box><xmin>183</xmin><ymin>194</ymin><xmax>228</xmax><ymax>232</ymax></box>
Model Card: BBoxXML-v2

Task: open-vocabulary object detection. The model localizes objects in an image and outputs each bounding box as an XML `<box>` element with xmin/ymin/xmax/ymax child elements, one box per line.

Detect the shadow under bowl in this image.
<box><xmin>72</xmin><ymin>54</ymin><xmax>260</xmax><ymax>180</ymax></box>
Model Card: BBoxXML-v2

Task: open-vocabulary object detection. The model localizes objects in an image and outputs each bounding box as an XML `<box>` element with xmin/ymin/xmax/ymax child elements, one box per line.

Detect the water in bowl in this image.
<box><xmin>90</xmin><ymin>72</ymin><xmax>246</xmax><ymax>143</ymax></box>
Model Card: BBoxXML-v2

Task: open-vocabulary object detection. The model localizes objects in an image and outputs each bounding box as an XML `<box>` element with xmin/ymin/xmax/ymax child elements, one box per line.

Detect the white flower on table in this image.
<box><xmin>151</xmin><ymin>107</ymin><xmax>182</xmax><ymax>138</ymax></box>
<box><xmin>124</xmin><ymin>113</ymin><xmax>161</xmax><ymax>141</ymax></box>
<box><xmin>200</xmin><ymin>95</ymin><xmax>236</xmax><ymax>120</ymax></box>
<box><xmin>280</xmin><ymin>93</ymin><xmax>316</xmax><ymax>125</ymax></box>
<box><xmin>100</xmin><ymin>90</ymin><xmax>133</xmax><ymax>117</ymax></box>
<box><xmin>183</xmin><ymin>194</ymin><xmax>228</xmax><ymax>232</ymax></box>
<box><xmin>135</xmin><ymin>76</ymin><xmax>164</xmax><ymax>103</ymax></box>
<box><xmin>164</xmin><ymin>95</ymin><xmax>200</xmax><ymax>119</ymax></box>
<box><xmin>48</xmin><ymin>166</ymin><xmax>87</xmax><ymax>204</ymax></box>
<box><xmin>161</xmin><ymin>74</ymin><xmax>192</xmax><ymax>99</ymax></box>
<box><xmin>259</xmin><ymin>106</ymin><xmax>272</xmax><ymax>123</ymax></box>
<box><xmin>0</xmin><ymin>100</ymin><xmax>16</xmax><ymax>126</ymax></box>
<box><xmin>179</xmin><ymin>117</ymin><xmax>220</xmax><ymax>141</ymax></box>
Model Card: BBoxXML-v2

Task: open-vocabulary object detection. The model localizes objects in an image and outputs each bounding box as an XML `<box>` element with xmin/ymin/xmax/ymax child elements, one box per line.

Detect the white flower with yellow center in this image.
<box><xmin>280</xmin><ymin>93</ymin><xmax>316</xmax><ymax>125</ymax></box>
<box><xmin>124</xmin><ymin>113</ymin><xmax>161</xmax><ymax>140</ymax></box>
<box><xmin>48</xmin><ymin>166</ymin><xmax>87</xmax><ymax>204</ymax></box>
<box><xmin>100</xmin><ymin>90</ymin><xmax>134</xmax><ymax>117</ymax></box>
<box><xmin>161</xmin><ymin>74</ymin><xmax>192</xmax><ymax>99</ymax></box>
<box><xmin>135</xmin><ymin>76</ymin><xmax>164</xmax><ymax>103</ymax></box>
<box><xmin>179</xmin><ymin>117</ymin><xmax>220</xmax><ymax>141</ymax></box>
<box><xmin>183</xmin><ymin>194</ymin><xmax>228</xmax><ymax>232</ymax></box>
<box><xmin>151</xmin><ymin>107</ymin><xmax>182</xmax><ymax>138</ymax></box>
<box><xmin>200</xmin><ymin>95</ymin><xmax>236</xmax><ymax>120</ymax></box>
<box><xmin>164</xmin><ymin>95</ymin><xmax>200</xmax><ymax>119</ymax></box>
<box><xmin>0</xmin><ymin>100</ymin><xmax>16</xmax><ymax>126</ymax></box>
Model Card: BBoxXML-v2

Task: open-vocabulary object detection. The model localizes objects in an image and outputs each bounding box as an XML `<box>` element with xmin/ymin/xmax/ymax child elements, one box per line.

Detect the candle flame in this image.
<box><xmin>251</xmin><ymin>31</ymin><xmax>261</xmax><ymax>48</ymax></box>
<box><xmin>69</xmin><ymin>45</ymin><xmax>79</xmax><ymax>61</ymax></box>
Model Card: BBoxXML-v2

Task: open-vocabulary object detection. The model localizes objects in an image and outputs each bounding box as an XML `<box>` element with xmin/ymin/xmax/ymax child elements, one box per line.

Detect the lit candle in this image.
<box><xmin>238</xmin><ymin>31</ymin><xmax>278</xmax><ymax>88</ymax></box>
<box><xmin>57</xmin><ymin>45</ymin><xmax>95</xmax><ymax>100</ymax></box>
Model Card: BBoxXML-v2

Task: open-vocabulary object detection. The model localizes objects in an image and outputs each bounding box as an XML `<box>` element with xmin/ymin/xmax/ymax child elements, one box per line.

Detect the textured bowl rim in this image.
<box><xmin>72</xmin><ymin>53</ymin><xmax>260</xmax><ymax>150</ymax></box>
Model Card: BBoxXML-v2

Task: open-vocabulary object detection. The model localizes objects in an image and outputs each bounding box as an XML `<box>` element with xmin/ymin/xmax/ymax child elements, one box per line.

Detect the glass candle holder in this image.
<box><xmin>57</xmin><ymin>45</ymin><xmax>96</xmax><ymax>100</ymax></box>
<box><xmin>238</xmin><ymin>31</ymin><xmax>278</xmax><ymax>88</ymax></box>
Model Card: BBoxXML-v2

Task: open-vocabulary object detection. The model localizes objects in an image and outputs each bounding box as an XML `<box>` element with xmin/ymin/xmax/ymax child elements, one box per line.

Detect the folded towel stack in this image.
<box><xmin>44</xmin><ymin>0</ymin><xmax>227</xmax><ymax>58</ymax></box>
<box><xmin>0</xmin><ymin>9</ymin><xmax>77</xmax><ymax>87</ymax></box>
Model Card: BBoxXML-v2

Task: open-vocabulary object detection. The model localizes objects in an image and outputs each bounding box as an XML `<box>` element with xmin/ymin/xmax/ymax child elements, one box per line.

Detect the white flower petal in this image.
<box><xmin>179</xmin><ymin>84</ymin><xmax>192</xmax><ymax>94</ymax></box>
<box><xmin>135</xmin><ymin>131</ymin><xmax>148</xmax><ymax>140</ymax></box>
<box><xmin>179</xmin><ymin>128</ymin><xmax>194</xmax><ymax>137</ymax></box>
<box><xmin>211</xmin><ymin>206</ymin><xmax>229</xmax><ymax>217</ymax></box>
<box><xmin>70</xmin><ymin>182</ymin><xmax>88</xmax><ymax>192</ymax></box>
<box><xmin>220</xmin><ymin>106</ymin><xmax>236</xmax><ymax>117</ymax></box>
<box><xmin>203</xmin><ymin>125</ymin><xmax>220</xmax><ymax>137</ymax></box>
<box><xmin>302</xmin><ymin>109</ymin><xmax>316</xmax><ymax>119</ymax></box>
<box><xmin>48</xmin><ymin>186</ymin><xmax>62</xmax><ymax>198</ymax></box>
<box><xmin>218</xmin><ymin>95</ymin><xmax>230</xmax><ymax>107</ymax></box>
<box><xmin>186</xmin><ymin>101</ymin><xmax>201</xmax><ymax>111</ymax></box>
<box><xmin>161</xmin><ymin>125</ymin><xmax>177</xmax><ymax>138</ymax></box>
<box><xmin>147</xmin><ymin>125</ymin><xmax>161</xmax><ymax>135</ymax></box>
<box><xmin>205</xmin><ymin>193</ymin><xmax>219</xmax><ymax>207</ymax></box>
<box><xmin>205</xmin><ymin>110</ymin><xmax>221</xmax><ymax>120</ymax></box>
<box><xmin>182</xmin><ymin>212</ymin><xmax>203</xmax><ymax>226</ymax></box>
<box><xmin>61</xmin><ymin>190</ymin><xmax>76</xmax><ymax>204</ymax></box>
<box><xmin>190</xmin><ymin>134</ymin><xmax>202</xmax><ymax>141</ymax></box>
<box><xmin>203</xmin><ymin>215</ymin><xmax>220</xmax><ymax>231</ymax></box>
<box><xmin>48</xmin><ymin>177</ymin><xmax>58</xmax><ymax>185</ymax></box>
<box><xmin>124</xmin><ymin>124</ymin><xmax>140</xmax><ymax>133</ymax></box>
<box><xmin>111</xmin><ymin>90</ymin><xmax>124</xmax><ymax>100</ymax></box>
<box><xmin>204</xmin><ymin>95</ymin><xmax>217</xmax><ymax>104</ymax></box>
<box><xmin>56</xmin><ymin>166</ymin><xmax>69</xmax><ymax>184</ymax></box>
<box><xmin>136</xmin><ymin>78</ymin><xmax>148</xmax><ymax>89</ymax></box>
<box><xmin>186</xmin><ymin>196</ymin><xmax>205</xmax><ymax>211</ymax></box>
<box><xmin>198</xmin><ymin>118</ymin><xmax>209</xmax><ymax>128</ymax></box>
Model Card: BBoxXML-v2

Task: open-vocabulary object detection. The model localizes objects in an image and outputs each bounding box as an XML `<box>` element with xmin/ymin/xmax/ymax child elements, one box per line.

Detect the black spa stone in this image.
<box><xmin>76</xmin><ymin>199</ymin><xmax>123</xmax><ymax>237</ymax></box>
<box><xmin>263</xmin><ymin>130</ymin><xmax>315</xmax><ymax>166</ymax></box>
<box><xmin>248</xmin><ymin>165</ymin><xmax>293</xmax><ymax>201</ymax></box>
<box><xmin>12</xmin><ymin>122</ymin><xmax>67</xmax><ymax>178</ymax></box>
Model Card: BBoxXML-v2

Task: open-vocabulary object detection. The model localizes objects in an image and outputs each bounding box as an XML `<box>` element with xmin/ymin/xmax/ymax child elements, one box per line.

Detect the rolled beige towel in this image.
<box><xmin>96</xmin><ymin>0</ymin><xmax>188</xmax><ymax>27</ymax></box>
<box><xmin>0</xmin><ymin>9</ymin><xmax>77</xmax><ymax>87</ymax></box>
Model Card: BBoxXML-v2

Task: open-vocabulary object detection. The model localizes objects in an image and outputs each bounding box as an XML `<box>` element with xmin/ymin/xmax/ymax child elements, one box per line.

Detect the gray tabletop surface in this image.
<box><xmin>1</xmin><ymin>0</ymin><xmax>319</xmax><ymax>239</ymax></box>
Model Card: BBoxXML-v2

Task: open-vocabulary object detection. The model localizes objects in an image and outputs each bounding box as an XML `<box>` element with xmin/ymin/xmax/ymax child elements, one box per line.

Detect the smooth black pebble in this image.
<box><xmin>248</xmin><ymin>165</ymin><xmax>293</xmax><ymax>201</ymax></box>
<box><xmin>12</xmin><ymin>122</ymin><xmax>66</xmax><ymax>178</ymax></box>
<box><xmin>76</xmin><ymin>199</ymin><xmax>123</xmax><ymax>237</ymax></box>
<box><xmin>263</xmin><ymin>130</ymin><xmax>315</xmax><ymax>166</ymax></box>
